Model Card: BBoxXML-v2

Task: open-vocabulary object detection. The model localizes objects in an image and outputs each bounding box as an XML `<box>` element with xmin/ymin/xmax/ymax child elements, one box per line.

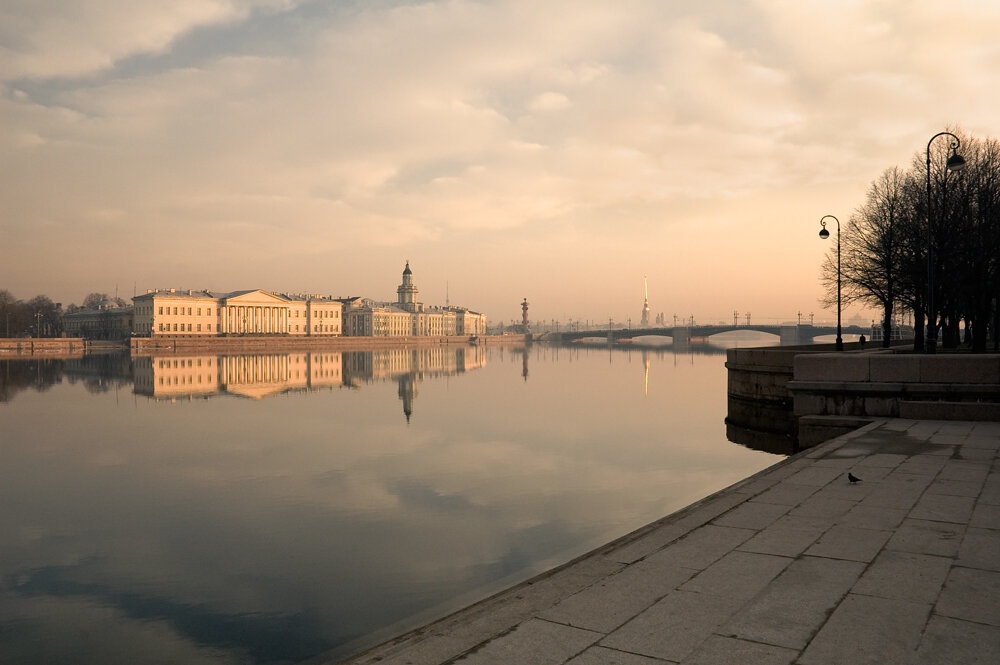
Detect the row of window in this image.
<box><xmin>159</xmin><ymin>323</ymin><xmax>212</xmax><ymax>331</ymax></box>
<box><xmin>153</xmin><ymin>305</ymin><xmax>340</xmax><ymax>319</ymax></box>
<box><xmin>158</xmin><ymin>306</ymin><xmax>213</xmax><ymax>316</ymax></box>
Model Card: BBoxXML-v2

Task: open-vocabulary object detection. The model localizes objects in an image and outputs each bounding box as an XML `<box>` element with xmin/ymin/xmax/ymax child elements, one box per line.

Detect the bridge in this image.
<box><xmin>545</xmin><ymin>324</ymin><xmax>872</xmax><ymax>345</ymax></box>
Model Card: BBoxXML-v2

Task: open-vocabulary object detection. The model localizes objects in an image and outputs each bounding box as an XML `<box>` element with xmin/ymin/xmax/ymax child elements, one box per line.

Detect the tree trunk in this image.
<box><xmin>913</xmin><ymin>306</ymin><xmax>925</xmax><ymax>351</ymax></box>
<box><xmin>973</xmin><ymin>316</ymin><xmax>988</xmax><ymax>353</ymax></box>
<box><xmin>882</xmin><ymin>300</ymin><xmax>893</xmax><ymax>348</ymax></box>
<box><xmin>993</xmin><ymin>296</ymin><xmax>999</xmax><ymax>351</ymax></box>
<box><xmin>941</xmin><ymin>314</ymin><xmax>959</xmax><ymax>349</ymax></box>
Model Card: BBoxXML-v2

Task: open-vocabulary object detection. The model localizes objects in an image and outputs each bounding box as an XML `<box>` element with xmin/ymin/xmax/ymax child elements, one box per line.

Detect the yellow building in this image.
<box><xmin>342</xmin><ymin>263</ymin><xmax>486</xmax><ymax>337</ymax></box>
<box><xmin>131</xmin><ymin>289</ymin><xmax>342</xmax><ymax>337</ymax></box>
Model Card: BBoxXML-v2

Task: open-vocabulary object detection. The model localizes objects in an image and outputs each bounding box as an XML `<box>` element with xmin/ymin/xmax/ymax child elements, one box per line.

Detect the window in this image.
<box><xmin>207</xmin><ymin>308</ymin><xmax>212</xmax><ymax>315</ymax></box>
<box><xmin>207</xmin><ymin>323</ymin><xmax>212</xmax><ymax>331</ymax></box>
<box><xmin>197</xmin><ymin>324</ymin><xmax>202</xmax><ymax>331</ymax></box>
<box><xmin>159</xmin><ymin>306</ymin><xmax>163</xmax><ymax>314</ymax></box>
<box><xmin>198</xmin><ymin>308</ymin><xmax>201</xmax><ymax>315</ymax></box>
<box><xmin>173</xmin><ymin>323</ymin><xmax>178</xmax><ymax>331</ymax></box>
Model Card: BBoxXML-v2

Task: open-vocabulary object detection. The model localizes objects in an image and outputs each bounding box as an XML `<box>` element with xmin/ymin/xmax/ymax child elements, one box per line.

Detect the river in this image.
<box><xmin>0</xmin><ymin>338</ymin><xmax>783</xmax><ymax>664</ymax></box>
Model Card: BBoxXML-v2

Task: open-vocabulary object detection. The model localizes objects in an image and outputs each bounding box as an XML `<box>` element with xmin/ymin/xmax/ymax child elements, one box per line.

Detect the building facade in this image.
<box><xmin>63</xmin><ymin>301</ymin><xmax>134</xmax><ymax>340</ymax></box>
<box><xmin>129</xmin><ymin>264</ymin><xmax>483</xmax><ymax>338</ymax></box>
<box><xmin>131</xmin><ymin>289</ymin><xmax>342</xmax><ymax>337</ymax></box>
<box><xmin>342</xmin><ymin>263</ymin><xmax>486</xmax><ymax>337</ymax></box>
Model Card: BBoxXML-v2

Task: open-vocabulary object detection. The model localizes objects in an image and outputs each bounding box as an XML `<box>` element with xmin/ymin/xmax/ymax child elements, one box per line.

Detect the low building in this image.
<box><xmin>63</xmin><ymin>301</ymin><xmax>134</xmax><ymax>340</ymax></box>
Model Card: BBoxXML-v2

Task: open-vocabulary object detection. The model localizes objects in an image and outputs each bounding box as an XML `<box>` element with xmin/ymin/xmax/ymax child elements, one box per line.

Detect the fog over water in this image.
<box><xmin>0</xmin><ymin>339</ymin><xmax>782</xmax><ymax>664</ymax></box>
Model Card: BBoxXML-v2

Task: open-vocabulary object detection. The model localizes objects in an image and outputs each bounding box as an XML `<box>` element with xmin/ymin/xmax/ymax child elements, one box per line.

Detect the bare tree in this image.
<box><xmin>826</xmin><ymin>168</ymin><xmax>912</xmax><ymax>348</ymax></box>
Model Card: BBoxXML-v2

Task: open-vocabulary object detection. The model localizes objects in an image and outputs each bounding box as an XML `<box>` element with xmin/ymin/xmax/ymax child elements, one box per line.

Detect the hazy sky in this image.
<box><xmin>1</xmin><ymin>0</ymin><xmax>997</xmax><ymax>325</ymax></box>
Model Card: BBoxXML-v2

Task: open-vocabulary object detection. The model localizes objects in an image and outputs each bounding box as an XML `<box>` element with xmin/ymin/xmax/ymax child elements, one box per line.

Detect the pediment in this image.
<box><xmin>221</xmin><ymin>290</ymin><xmax>290</xmax><ymax>305</ymax></box>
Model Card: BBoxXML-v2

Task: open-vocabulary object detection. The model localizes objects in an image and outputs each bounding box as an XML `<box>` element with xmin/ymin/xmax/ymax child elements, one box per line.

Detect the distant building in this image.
<box><xmin>131</xmin><ymin>288</ymin><xmax>342</xmax><ymax>337</ymax></box>
<box><xmin>63</xmin><ymin>300</ymin><xmax>134</xmax><ymax>340</ymax></box>
<box><xmin>129</xmin><ymin>264</ymin><xmax>484</xmax><ymax>338</ymax></box>
<box><xmin>342</xmin><ymin>262</ymin><xmax>486</xmax><ymax>337</ymax></box>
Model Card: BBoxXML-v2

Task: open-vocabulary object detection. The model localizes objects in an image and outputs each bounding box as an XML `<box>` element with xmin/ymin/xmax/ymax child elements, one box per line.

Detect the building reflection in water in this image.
<box><xmin>131</xmin><ymin>346</ymin><xmax>487</xmax><ymax>421</ymax></box>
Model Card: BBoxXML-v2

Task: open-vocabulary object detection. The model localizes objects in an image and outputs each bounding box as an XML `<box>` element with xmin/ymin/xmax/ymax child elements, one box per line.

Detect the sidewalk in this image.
<box><xmin>333</xmin><ymin>418</ymin><xmax>1000</xmax><ymax>665</ymax></box>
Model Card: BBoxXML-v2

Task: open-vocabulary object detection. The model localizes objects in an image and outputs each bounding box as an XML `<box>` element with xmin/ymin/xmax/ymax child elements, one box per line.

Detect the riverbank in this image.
<box><xmin>0</xmin><ymin>337</ymin><xmax>86</xmax><ymax>357</ymax></box>
<box><xmin>130</xmin><ymin>333</ymin><xmax>527</xmax><ymax>354</ymax></box>
<box><xmin>0</xmin><ymin>334</ymin><xmax>529</xmax><ymax>357</ymax></box>
<box><xmin>325</xmin><ymin>417</ymin><xmax>999</xmax><ymax>665</ymax></box>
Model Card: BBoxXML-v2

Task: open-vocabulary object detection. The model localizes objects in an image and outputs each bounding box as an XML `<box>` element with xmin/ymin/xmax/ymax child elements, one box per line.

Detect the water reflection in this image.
<box><xmin>0</xmin><ymin>343</ymin><xmax>781</xmax><ymax>664</ymax></box>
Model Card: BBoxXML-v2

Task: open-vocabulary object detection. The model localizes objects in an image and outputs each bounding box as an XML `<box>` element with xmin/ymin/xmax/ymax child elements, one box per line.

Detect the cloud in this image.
<box><xmin>1</xmin><ymin>0</ymin><xmax>998</xmax><ymax>320</ymax></box>
<box><xmin>0</xmin><ymin>1</ymin><xmax>301</xmax><ymax>81</ymax></box>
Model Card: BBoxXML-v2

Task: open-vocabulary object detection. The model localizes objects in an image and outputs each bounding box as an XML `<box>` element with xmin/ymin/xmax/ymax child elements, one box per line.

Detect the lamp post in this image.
<box><xmin>818</xmin><ymin>215</ymin><xmax>843</xmax><ymax>351</ymax></box>
<box><xmin>924</xmin><ymin>131</ymin><xmax>966</xmax><ymax>354</ymax></box>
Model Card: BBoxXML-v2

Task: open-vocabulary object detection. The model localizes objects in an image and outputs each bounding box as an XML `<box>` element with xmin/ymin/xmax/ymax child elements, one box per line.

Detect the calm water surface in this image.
<box><xmin>1</xmin><ymin>340</ymin><xmax>782</xmax><ymax>664</ymax></box>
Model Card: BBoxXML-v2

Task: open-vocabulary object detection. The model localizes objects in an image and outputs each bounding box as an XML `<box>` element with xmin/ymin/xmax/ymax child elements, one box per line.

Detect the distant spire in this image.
<box><xmin>640</xmin><ymin>275</ymin><xmax>650</xmax><ymax>327</ymax></box>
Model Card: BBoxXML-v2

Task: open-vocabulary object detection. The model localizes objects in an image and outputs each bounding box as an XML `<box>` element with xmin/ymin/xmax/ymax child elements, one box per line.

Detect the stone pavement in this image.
<box><xmin>333</xmin><ymin>419</ymin><xmax>1000</xmax><ymax>665</ymax></box>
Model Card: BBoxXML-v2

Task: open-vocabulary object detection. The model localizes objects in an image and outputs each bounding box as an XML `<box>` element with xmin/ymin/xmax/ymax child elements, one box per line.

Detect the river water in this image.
<box><xmin>0</xmin><ymin>339</ymin><xmax>783</xmax><ymax>664</ymax></box>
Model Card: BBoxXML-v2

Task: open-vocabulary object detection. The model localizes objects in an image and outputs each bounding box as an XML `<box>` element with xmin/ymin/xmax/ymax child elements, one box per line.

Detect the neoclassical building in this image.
<box><xmin>131</xmin><ymin>289</ymin><xmax>342</xmax><ymax>337</ymax></box>
<box><xmin>129</xmin><ymin>264</ymin><xmax>484</xmax><ymax>339</ymax></box>
<box><xmin>342</xmin><ymin>263</ymin><xmax>487</xmax><ymax>337</ymax></box>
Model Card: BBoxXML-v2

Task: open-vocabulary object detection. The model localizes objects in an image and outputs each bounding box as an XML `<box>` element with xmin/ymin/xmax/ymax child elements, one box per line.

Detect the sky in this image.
<box><xmin>1</xmin><ymin>0</ymin><xmax>998</xmax><ymax>327</ymax></box>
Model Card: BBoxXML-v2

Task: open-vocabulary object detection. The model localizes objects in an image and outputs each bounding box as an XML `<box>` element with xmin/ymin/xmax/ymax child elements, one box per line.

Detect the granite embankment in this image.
<box><xmin>727</xmin><ymin>344</ymin><xmax>1000</xmax><ymax>447</ymax></box>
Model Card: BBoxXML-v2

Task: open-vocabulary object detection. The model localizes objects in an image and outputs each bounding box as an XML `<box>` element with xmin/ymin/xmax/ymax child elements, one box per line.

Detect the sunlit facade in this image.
<box><xmin>129</xmin><ymin>265</ymin><xmax>483</xmax><ymax>339</ymax></box>
<box><xmin>131</xmin><ymin>289</ymin><xmax>342</xmax><ymax>337</ymax></box>
<box><xmin>342</xmin><ymin>263</ymin><xmax>486</xmax><ymax>337</ymax></box>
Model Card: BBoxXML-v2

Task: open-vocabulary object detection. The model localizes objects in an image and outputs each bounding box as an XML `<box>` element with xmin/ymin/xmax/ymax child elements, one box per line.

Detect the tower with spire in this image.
<box><xmin>397</xmin><ymin>261</ymin><xmax>421</xmax><ymax>312</ymax></box>
<box><xmin>640</xmin><ymin>276</ymin><xmax>650</xmax><ymax>327</ymax></box>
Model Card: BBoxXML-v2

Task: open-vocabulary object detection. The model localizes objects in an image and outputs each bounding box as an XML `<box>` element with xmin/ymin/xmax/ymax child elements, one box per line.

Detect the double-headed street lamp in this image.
<box><xmin>818</xmin><ymin>215</ymin><xmax>843</xmax><ymax>351</ymax></box>
<box><xmin>925</xmin><ymin>132</ymin><xmax>966</xmax><ymax>354</ymax></box>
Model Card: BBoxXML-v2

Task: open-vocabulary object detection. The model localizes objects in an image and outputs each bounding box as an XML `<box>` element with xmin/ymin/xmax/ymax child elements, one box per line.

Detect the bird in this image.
<box><xmin>847</xmin><ymin>472</ymin><xmax>862</xmax><ymax>484</ymax></box>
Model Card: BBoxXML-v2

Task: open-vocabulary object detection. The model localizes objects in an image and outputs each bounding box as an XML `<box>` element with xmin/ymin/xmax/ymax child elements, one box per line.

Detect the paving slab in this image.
<box><xmin>736</xmin><ymin>515</ymin><xmax>827</xmax><ymax>557</ymax></box>
<box><xmin>538</xmin><ymin>559</ymin><xmax>696</xmax><ymax>633</ymax></box>
<box><xmin>885</xmin><ymin>518</ymin><xmax>966</xmax><ymax>557</ymax></box>
<box><xmin>332</xmin><ymin>419</ymin><xmax>1000</xmax><ymax>665</ymax></box>
<box><xmin>746</xmin><ymin>481</ymin><xmax>818</xmax><ymax>506</ymax></box>
<box><xmin>599</xmin><ymin>590</ymin><xmax>745</xmax><ymax>662</ymax></box>
<box><xmin>797</xmin><ymin>594</ymin><xmax>931</xmax><ymax>665</ymax></box>
<box><xmin>710</xmin><ymin>500</ymin><xmax>790</xmax><ymax>530</ymax></box>
<box><xmin>803</xmin><ymin>524</ymin><xmax>893</xmax><ymax>562</ymax></box>
<box><xmin>969</xmin><ymin>503</ymin><xmax>1000</xmax><ymax>528</ymax></box>
<box><xmin>851</xmin><ymin>550</ymin><xmax>952</xmax><ymax>604</ymax></box>
<box><xmin>563</xmin><ymin>646</ymin><xmax>672</xmax><ymax>665</ymax></box>
<box><xmin>454</xmin><ymin>619</ymin><xmax>601</xmax><ymax>665</ymax></box>
<box><xmin>936</xmin><ymin>567</ymin><xmax>1000</xmax><ymax>626</ymax></box>
<box><xmin>909</xmin><ymin>493</ymin><xmax>976</xmax><ymax>523</ymax></box>
<box><xmin>683</xmin><ymin>635</ymin><xmax>797</xmax><ymax>665</ymax></box>
<box><xmin>957</xmin><ymin>527</ymin><xmax>1000</xmax><ymax>571</ymax></box>
<box><xmin>722</xmin><ymin>556</ymin><xmax>865</xmax><ymax>650</ymax></box>
<box><xmin>914</xmin><ymin>615</ymin><xmax>1000</xmax><ymax>665</ymax></box>
<box><xmin>678</xmin><ymin>551</ymin><xmax>791</xmax><ymax>600</ymax></box>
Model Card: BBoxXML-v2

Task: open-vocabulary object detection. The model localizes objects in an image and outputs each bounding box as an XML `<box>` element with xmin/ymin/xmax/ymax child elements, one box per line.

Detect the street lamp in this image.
<box><xmin>818</xmin><ymin>214</ymin><xmax>843</xmax><ymax>351</ymax></box>
<box><xmin>925</xmin><ymin>131</ymin><xmax>966</xmax><ymax>354</ymax></box>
